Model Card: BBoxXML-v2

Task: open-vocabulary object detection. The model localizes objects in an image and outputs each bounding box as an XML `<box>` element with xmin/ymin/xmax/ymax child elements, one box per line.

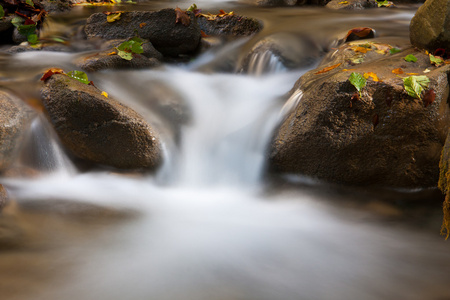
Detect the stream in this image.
<box><xmin>1</xmin><ymin>1</ymin><xmax>450</xmax><ymax>300</ymax></box>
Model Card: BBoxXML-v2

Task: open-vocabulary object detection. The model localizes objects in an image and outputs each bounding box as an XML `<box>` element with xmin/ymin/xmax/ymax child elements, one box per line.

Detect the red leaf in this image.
<box><xmin>175</xmin><ymin>7</ymin><xmax>190</xmax><ymax>26</ymax></box>
<box><xmin>372</xmin><ymin>114</ymin><xmax>379</xmax><ymax>127</ymax></box>
<box><xmin>40</xmin><ymin>68</ymin><xmax>64</xmax><ymax>82</ymax></box>
<box><xmin>423</xmin><ymin>89</ymin><xmax>435</xmax><ymax>107</ymax></box>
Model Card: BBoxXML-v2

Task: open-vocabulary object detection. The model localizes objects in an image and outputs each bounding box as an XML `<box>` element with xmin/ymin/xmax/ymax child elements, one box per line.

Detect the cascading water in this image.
<box><xmin>1</xmin><ymin>3</ymin><xmax>449</xmax><ymax>300</ymax></box>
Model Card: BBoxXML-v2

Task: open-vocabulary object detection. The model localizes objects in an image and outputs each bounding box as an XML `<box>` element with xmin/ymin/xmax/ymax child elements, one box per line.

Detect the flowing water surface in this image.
<box><xmin>1</xmin><ymin>2</ymin><xmax>450</xmax><ymax>300</ymax></box>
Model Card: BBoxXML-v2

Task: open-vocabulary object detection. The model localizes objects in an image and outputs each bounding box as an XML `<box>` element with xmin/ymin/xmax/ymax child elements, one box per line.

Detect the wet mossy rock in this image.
<box><xmin>0</xmin><ymin>90</ymin><xmax>34</xmax><ymax>172</ymax></box>
<box><xmin>197</xmin><ymin>15</ymin><xmax>262</xmax><ymax>36</ymax></box>
<box><xmin>410</xmin><ymin>0</ymin><xmax>450</xmax><ymax>52</ymax></box>
<box><xmin>326</xmin><ymin>0</ymin><xmax>378</xmax><ymax>10</ymax></box>
<box><xmin>40</xmin><ymin>74</ymin><xmax>162</xmax><ymax>170</ymax></box>
<box><xmin>269</xmin><ymin>46</ymin><xmax>450</xmax><ymax>188</ymax></box>
<box><xmin>438</xmin><ymin>130</ymin><xmax>450</xmax><ymax>239</ymax></box>
<box><xmin>84</xmin><ymin>9</ymin><xmax>201</xmax><ymax>56</ymax></box>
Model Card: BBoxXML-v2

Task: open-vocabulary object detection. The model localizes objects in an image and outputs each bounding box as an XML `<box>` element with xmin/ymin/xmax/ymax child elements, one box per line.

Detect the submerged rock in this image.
<box><xmin>326</xmin><ymin>0</ymin><xmax>378</xmax><ymax>9</ymax></box>
<box><xmin>84</xmin><ymin>9</ymin><xmax>201</xmax><ymax>56</ymax></box>
<box><xmin>410</xmin><ymin>0</ymin><xmax>450</xmax><ymax>52</ymax></box>
<box><xmin>0</xmin><ymin>185</ymin><xmax>7</xmax><ymax>210</ymax></box>
<box><xmin>0</xmin><ymin>90</ymin><xmax>34</xmax><ymax>172</ymax></box>
<box><xmin>197</xmin><ymin>14</ymin><xmax>262</xmax><ymax>36</ymax></box>
<box><xmin>41</xmin><ymin>74</ymin><xmax>162</xmax><ymax>170</ymax></box>
<box><xmin>75</xmin><ymin>39</ymin><xmax>163</xmax><ymax>72</ymax></box>
<box><xmin>269</xmin><ymin>44</ymin><xmax>450</xmax><ymax>188</ymax></box>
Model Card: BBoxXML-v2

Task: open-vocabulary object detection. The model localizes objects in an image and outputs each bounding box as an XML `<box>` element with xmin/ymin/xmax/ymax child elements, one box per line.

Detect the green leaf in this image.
<box><xmin>67</xmin><ymin>70</ymin><xmax>90</xmax><ymax>84</ymax></box>
<box><xmin>107</xmin><ymin>12</ymin><xmax>121</xmax><ymax>23</ymax></box>
<box><xmin>430</xmin><ymin>54</ymin><xmax>444</xmax><ymax>66</ymax></box>
<box><xmin>52</xmin><ymin>37</ymin><xmax>66</xmax><ymax>43</ymax></box>
<box><xmin>26</xmin><ymin>0</ymin><xmax>35</xmax><ymax>7</ymax></box>
<box><xmin>187</xmin><ymin>3</ymin><xmax>197</xmax><ymax>11</ymax></box>
<box><xmin>11</xmin><ymin>16</ymin><xmax>25</xmax><ymax>28</ymax></box>
<box><xmin>404</xmin><ymin>54</ymin><xmax>418</xmax><ymax>62</ymax></box>
<box><xmin>117</xmin><ymin>50</ymin><xmax>133</xmax><ymax>60</ymax></box>
<box><xmin>0</xmin><ymin>5</ymin><xmax>5</xmax><ymax>19</ymax></box>
<box><xmin>377</xmin><ymin>0</ymin><xmax>390</xmax><ymax>7</ymax></box>
<box><xmin>403</xmin><ymin>75</ymin><xmax>430</xmax><ymax>99</ymax></box>
<box><xmin>389</xmin><ymin>47</ymin><xmax>401</xmax><ymax>54</ymax></box>
<box><xmin>18</xmin><ymin>24</ymin><xmax>36</xmax><ymax>36</ymax></box>
<box><xmin>116</xmin><ymin>37</ymin><xmax>144</xmax><ymax>60</ymax></box>
<box><xmin>27</xmin><ymin>33</ymin><xmax>38</xmax><ymax>44</ymax></box>
<box><xmin>349</xmin><ymin>72</ymin><xmax>367</xmax><ymax>97</ymax></box>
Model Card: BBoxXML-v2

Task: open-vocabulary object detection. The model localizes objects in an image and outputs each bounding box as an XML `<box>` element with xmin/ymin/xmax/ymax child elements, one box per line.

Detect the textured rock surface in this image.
<box><xmin>84</xmin><ymin>9</ymin><xmax>201</xmax><ymax>56</ymax></box>
<box><xmin>269</xmin><ymin>44</ymin><xmax>450</xmax><ymax>188</ymax></box>
<box><xmin>41</xmin><ymin>74</ymin><xmax>162</xmax><ymax>170</ymax></box>
<box><xmin>196</xmin><ymin>15</ymin><xmax>262</xmax><ymax>36</ymax></box>
<box><xmin>326</xmin><ymin>0</ymin><xmax>378</xmax><ymax>9</ymax></box>
<box><xmin>410</xmin><ymin>0</ymin><xmax>450</xmax><ymax>51</ymax></box>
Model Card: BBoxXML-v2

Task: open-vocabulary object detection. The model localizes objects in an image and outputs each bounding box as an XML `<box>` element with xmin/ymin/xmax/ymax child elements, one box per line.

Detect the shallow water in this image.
<box><xmin>1</xmin><ymin>2</ymin><xmax>450</xmax><ymax>300</ymax></box>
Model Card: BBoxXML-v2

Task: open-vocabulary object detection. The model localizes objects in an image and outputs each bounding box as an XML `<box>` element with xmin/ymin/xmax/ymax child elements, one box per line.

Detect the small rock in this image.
<box><xmin>41</xmin><ymin>74</ymin><xmax>162</xmax><ymax>170</ymax></box>
<box><xmin>85</xmin><ymin>9</ymin><xmax>201</xmax><ymax>56</ymax></box>
<box><xmin>326</xmin><ymin>0</ymin><xmax>378</xmax><ymax>9</ymax></box>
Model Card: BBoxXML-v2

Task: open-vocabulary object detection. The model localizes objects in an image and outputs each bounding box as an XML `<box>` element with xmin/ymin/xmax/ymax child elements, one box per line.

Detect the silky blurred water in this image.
<box><xmin>1</xmin><ymin>2</ymin><xmax>449</xmax><ymax>300</ymax></box>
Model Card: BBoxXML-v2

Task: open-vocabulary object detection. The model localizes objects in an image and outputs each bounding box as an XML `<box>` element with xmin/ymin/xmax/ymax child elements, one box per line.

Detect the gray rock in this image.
<box><xmin>85</xmin><ymin>9</ymin><xmax>201</xmax><ymax>56</ymax></box>
<box><xmin>41</xmin><ymin>74</ymin><xmax>162</xmax><ymax>170</ymax></box>
<box><xmin>326</xmin><ymin>0</ymin><xmax>378</xmax><ymax>9</ymax></box>
<box><xmin>410</xmin><ymin>0</ymin><xmax>450</xmax><ymax>51</ymax></box>
<box><xmin>196</xmin><ymin>14</ymin><xmax>262</xmax><ymax>36</ymax></box>
<box><xmin>269</xmin><ymin>47</ymin><xmax>450</xmax><ymax>188</ymax></box>
<box><xmin>0</xmin><ymin>90</ymin><xmax>34</xmax><ymax>172</ymax></box>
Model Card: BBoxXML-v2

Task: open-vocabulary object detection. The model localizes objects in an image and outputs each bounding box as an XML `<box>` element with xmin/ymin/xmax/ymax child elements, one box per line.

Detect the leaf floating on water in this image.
<box><xmin>403</xmin><ymin>75</ymin><xmax>430</xmax><ymax>99</ymax></box>
<box><xmin>349</xmin><ymin>72</ymin><xmax>366</xmax><ymax>97</ymax></box>
<box><xmin>106</xmin><ymin>12</ymin><xmax>122</xmax><ymax>23</ymax></box>
<box><xmin>392</xmin><ymin>68</ymin><xmax>403</xmax><ymax>75</ymax></box>
<box><xmin>429</xmin><ymin>54</ymin><xmax>444</xmax><ymax>67</ymax></box>
<box><xmin>423</xmin><ymin>88</ymin><xmax>435</xmax><ymax>107</ymax></box>
<box><xmin>68</xmin><ymin>70</ymin><xmax>90</xmax><ymax>85</ymax></box>
<box><xmin>404</xmin><ymin>54</ymin><xmax>418</xmax><ymax>62</ymax></box>
<box><xmin>363</xmin><ymin>72</ymin><xmax>380</xmax><ymax>82</ymax></box>
<box><xmin>40</xmin><ymin>68</ymin><xmax>65</xmax><ymax>82</ymax></box>
<box><xmin>314</xmin><ymin>63</ymin><xmax>342</xmax><ymax>74</ymax></box>
<box><xmin>175</xmin><ymin>7</ymin><xmax>190</xmax><ymax>26</ymax></box>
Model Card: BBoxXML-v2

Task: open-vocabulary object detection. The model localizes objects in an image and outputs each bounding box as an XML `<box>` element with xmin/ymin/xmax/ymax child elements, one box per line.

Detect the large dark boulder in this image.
<box><xmin>84</xmin><ymin>9</ymin><xmax>201</xmax><ymax>56</ymax></box>
<box><xmin>410</xmin><ymin>0</ymin><xmax>450</xmax><ymax>52</ymax></box>
<box><xmin>269</xmin><ymin>44</ymin><xmax>450</xmax><ymax>188</ymax></box>
<box><xmin>0</xmin><ymin>90</ymin><xmax>34</xmax><ymax>172</ymax></box>
<box><xmin>41</xmin><ymin>74</ymin><xmax>162</xmax><ymax>170</ymax></box>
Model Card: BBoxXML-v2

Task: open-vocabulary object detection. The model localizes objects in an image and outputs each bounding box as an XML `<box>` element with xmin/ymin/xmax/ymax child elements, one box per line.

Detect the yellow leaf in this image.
<box><xmin>406</xmin><ymin>73</ymin><xmax>419</xmax><ymax>75</ymax></box>
<box><xmin>351</xmin><ymin>46</ymin><xmax>372</xmax><ymax>54</ymax></box>
<box><xmin>107</xmin><ymin>13</ymin><xmax>121</xmax><ymax>23</ymax></box>
<box><xmin>339</xmin><ymin>1</ymin><xmax>348</xmax><ymax>3</ymax></box>
<box><xmin>423</xmin><ymin>68</ymin><xmax>431</xmax><ymax>73</ymax></box>
<box><xmin>342</xmin><ymin>69</ymin><xmax>356</xmax><ymax>72</ymax></box>
<box><xmin>101</xmin><ymin>91</ymin><xmax>108</xmax><ymax>98</ymax></box>
<box><xmin>108</xmin><ymin>51</ymin><xmax>117</xmax><ymax>56</ymax></box>
<box><xmin>314</xmin><ymin>63</ymin><xmax>342</xmax><ymax>75</ymax></box>
<box><xmin>363</xmin><ymin>72</ymin><xmax>380</xmax><ymax>82</ymax></box>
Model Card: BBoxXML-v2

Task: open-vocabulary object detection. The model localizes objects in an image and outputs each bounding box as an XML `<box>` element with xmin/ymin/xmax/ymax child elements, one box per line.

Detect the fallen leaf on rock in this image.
<box><xmin>101</xmin><ymin>91</ymin><xmax>108</xmax><ymax>98</ymax></box>
<box><xmin>175</xmin><ymin>7</ymin><xmax>190</xmax><ymax>26</ymax></box>
<box><xmin>423</xmin><ymin>88</ymin><xmax>435</xmax><ymax>107</ymax></box>
<box><xmin>350</xmin><ymin>56</ymin><xmax>364</xmax><ymax>65</ymax></box>
<box><xmin>389</xmin><ymin>47</ymin><xmax>401</xmax><ymax>54</ymax></box>
<box><xmin>404</xmin><ymin>54</ymin><xmax>417</xmax><ymax>62</ymax></box>
<box><xmin>68</xmin><ymin>70</ymin><xmax>90</xmax><ymax>85</ymax></box>
<box><xmin>339</xmin><ymin>1</ymin><xmax>348</xmax><ymax>3</ymax></box>
<box><xmin>342</xmin><ymin>68</ymin><xmax>356</xmax><ymax>72</ymax></box>
<box><xmin>392</xmin><ymin>68</ymin><xmax>404</xmax><ymax>74</ymax></box>
<box><xmin>352</xmin><ymin>46</ymin><xmax>372</xmax><ymax>54</ymax></box>
<box><xmin>139</xmin><ymin>22</ymin><xmax>146</xmax><ymax>28</ymax></box>
<box><xmin>363</xmin><ymin>72</ymin><xmax>380</xmax><ymax>81</ymax></box>
<box><xmin>349</xmin><ymin>72</ymin><xmax>366</xmax><ymax>97</ymax></box>
<box><xmin>200</xmin><ymin>30</ymin><xmax>209</xmax><ymax>37</ymax></box>
<box><xmin>106</xmin><ymin>12</ymin><xmax>122</xmax><ymax>23</ymax></box>
<box><xmin>108</xmin><ymin>51</ymin><xmax>117</xmax><ymax>55</ymax></box>
<box><xmin>314</xmin><ymin>63</ymin><xmax>341</xmax><ymax>74</ymax></box>
<box><xmin>198</xmin><ymin>10</ymin><xmax>234</xmax><ymax>21</ymax></box>
<box><xmin>344</xmin><ymin>27</ymin><xmax>375</xmax><ymax>42</ymax></box>
<box><xmin>406</xmin><ymin>73</ymin><xmax>419</xmax><ymax>75</ymax></box>
<box><xmin>403</xmin><ymin>75</ymin><xmax>429</xmax><ymax>99</ymax></box>
<box><xmin>423</xmin><ymin>68</ymin><xmax>431</xmax><ymax>73</ymax></box>
<box><xmin>372</xmin><ymin>114</ymin><xmax>379</xmax><ymax>127</ymax></box>
<box><xmin>40</xmin><ymin>68</ymin><xmax>64</xmax><ymax>81</ymax></box>
<box><xmin>430</xmin><ymin>54</ymin><xmax>444</xmax><ymax>66</ymax></box>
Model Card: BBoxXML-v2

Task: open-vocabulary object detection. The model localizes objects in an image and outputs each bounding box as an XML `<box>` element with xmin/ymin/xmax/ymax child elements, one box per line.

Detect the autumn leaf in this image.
<box><xmin>423</xmin><ymin>68</ymin><xmax>431</xmax><ymax>73</ymax></box>
<box><xmin>429</xmin><ymin>54</ymin><xmax>444</xmax><ymax>67</ymax></box>
<box><xmin>314</xmin><ymin>63</ymin><xmax>342</xmax><ymax>75</ymax></box>
<box><xmin>363</xmin><ymin>72</ymin><xmax>380</xmax><ymax>82</ymax></box>
<box><xmin>175</xmin><ymin>7</ymin><xmax>190</xmax><ymax>26</ymax></box>
<box><xmin>404</xmin><ymin>54</ymin><xmax>417</xmax><ymax>62</ymax></box>
<box><xmin>200</xmin><ymin>30</ymin><xmax>209</xmax><ymax>38</ymax></box>
<box><xmin>351</xmin><ymin>46</ymin><xmax>372</xmax><ymax>53</ymax></box>
<box><xmin>423</xmin><ymin>89</ymin><xmax>435</xmax><ymax>107</ymax></box>
<box><xmin>349</xmin><ymin>72</ymin><xmax>366</xmax><ymax>97</ymax></box>
<box><xmin>108</xmin><ymin>51</ymin><xmax>117</xmax><ymax>55</ymax></box>
<box><xmin>372</xmin><ymin>114</ymin><xmax>379</xmax><ymax>127</ymax></box>
<box><xmin>101</xmin><ymin>91</ymin><xmax>108</xmax><ymax>98</ymax></box>
<box><xmin>344</xmin><ymin>27</ymin><xmax>375</xmax><ymax>42</ymax></box>
<box><xmin>106</xmin><ymin>12</ymin><xmax>122</xmax><ymax>23</ymax></box>
<box><xmin>40</xmin><ymin>68</ymin><xmax>65</xmax><ymax>81</ymax></box>
<box><xmin>339</xmin><ymin>1</ymin><xmax>348</xmax><ymax>3</ymax></box>
<box><xmin>392</xmin><ymin>68</ymin><xmax>404</xmax><ymax>75</ymax></box>
<box><xmin>139</xmin><ymin>22</ymin><xmax>147</xmax><ymax>28</ymax></box>
<box><xmin>406</xmin><ymin>73</ymin><xmax>419</xmax><ymax>75</ymax></box>
<box><xmin>198</xmin><ymin>10</ymin><xmax>234</xmax><ymax>21</ymax></box>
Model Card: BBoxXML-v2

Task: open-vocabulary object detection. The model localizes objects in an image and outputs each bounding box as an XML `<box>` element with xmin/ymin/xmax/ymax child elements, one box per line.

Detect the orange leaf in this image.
<box><xmin>352</xmin><ymin>46</ymin><xmax>371</xmax><ymax>53</ymax></box>
<box><xmin>392</xmin><ymin>68</ymin><xmax>404</xmax><ymax>75</ymax></box>
<box><xmin>108</xmin><ymin>51</ymin><xmax>117</xmax><ymax>56</ymax></box>
<box><xmin>40</xmin><ymin>68</ymin><xmax>65</xmax><ymax>82</ymax></box>
<box><xmin>175</xmin><ymin>7</ymin><xmax>190</xmax><ymax>26</ymax></box>
<box><xmin>363</xmin><ymin>72</ymin><xmax>380</xmax><ymax>82</ymax></box>
<box><xmin>201</xmin><ymin>30</ymin><xmax>209</xmax><ymax>38</ymax></box>
<box><xmin>314</xmin><ymin>63</ymin><xmax>342</xmax><ymax>75</ymax></box>
<box><xmin>219</xmin><ymin>9</ymin><xmax>226</xmax><ymax>14</ymax></box>
<box><xmin>139</xmin><ymin>22</ymin><xmax>147</xmax><ymax>28</ymax></box>
<box><xmin>406</xmin><ymin>73</ymin><xmax>419</xmax><ymax>75</ymax></box>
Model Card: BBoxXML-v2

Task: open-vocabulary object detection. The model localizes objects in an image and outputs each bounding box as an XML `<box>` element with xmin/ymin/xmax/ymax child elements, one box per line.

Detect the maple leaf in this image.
<box><xmin>175</xmin><ymin>7</ymin><xmax>190</xmax><ymax>26</ymax></box>
<box><xmin>314</xmin><ymin>63</ymin><xmax>341</xmax><ymax>75</ymax></box>
<box><xmin>40</xmin><ymin>68</ymin><xmax>65</xmax><ymax>81</ymax></box>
